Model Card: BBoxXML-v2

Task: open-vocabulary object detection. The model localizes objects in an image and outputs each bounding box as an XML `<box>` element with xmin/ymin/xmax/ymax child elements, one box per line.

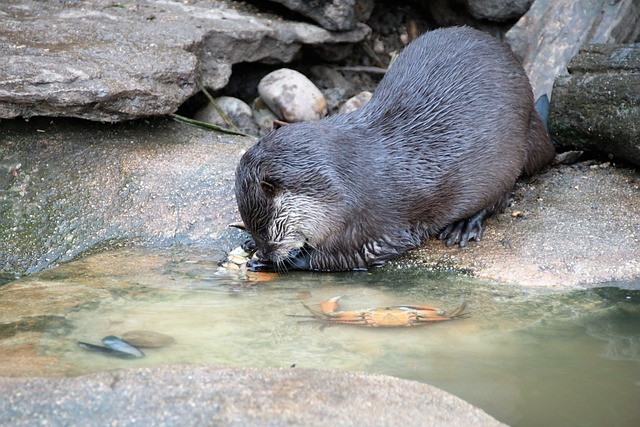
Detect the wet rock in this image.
<box><xmin>505</xmin><ymin>0</ymin><xmax>640</xmax><ymax>101</ymax></box>
<box><xmin>258</xmin><ymin>69</ymin><xmax>328</xmax><ymax>122</ymax></box>
<box><xmin>194</xmin><ymin>96</ymin><xmax>259</xmax><ymax>136</ymax></box>
<box><xmin>121</xmin><ymin>331</ymin><xmax>175</xmax><ymax>349</ymax></box>
<box><xmin>268</xmin><ymin>0</ymin><xmax>375</xmax><ymax>31</ymax></box>
<box><xmin>0</xmin><ymin>118</ymin><xmax>254</xmax><ymax>275</ymax></box>
<box><xmin>0</xmin><ymin>366</ymin><xmax>506</xmax><ymax>427</ymax></box>
<box><xmin>251</xmin><ymin>97</ymin><xmax>279</xmax><ymax>135</ymax></box>
<box><xmin>463</xmin><ymin>0</ymin><xmax>534</xmax><ymax>22</ymax></box>
<box><xmin>0</xmin><ymin>1</ymin><xmax>370</xmax><ymax>122</ymax></box>
<box><xmin>549</xmin><ymin>44</ymin><xmax>640</xmax><ymax>167</ymax></box>
<box><xmin>338</xmin><ymin>91</ymin><xmax>373</xmax><ymax>114</ymax></box>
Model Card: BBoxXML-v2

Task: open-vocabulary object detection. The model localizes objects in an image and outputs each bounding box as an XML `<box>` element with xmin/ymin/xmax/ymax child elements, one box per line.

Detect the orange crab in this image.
<box><xmin>298</xmin><ymin>296</ymin><xmax>468</xmax><ymax>327</ymax></box>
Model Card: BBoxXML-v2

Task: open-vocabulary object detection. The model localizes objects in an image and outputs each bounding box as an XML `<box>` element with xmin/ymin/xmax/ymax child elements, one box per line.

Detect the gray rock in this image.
<box><xmin>252</xmin><ymin>97</ymin><xmax>280</xmax><ymax>135</ymax></box>
<box><xmin>0</xmin><ymin>1</ymin><xmax>370</xmax><ymax>122</ymax></box>
<box><xmin>309</xmin><ymin>65</ymin><xmax>356</xmax><ymax>113</ymax></box>
<box><xmin>258</xmin><ymin>68</ymin><xmax>328</xmax><ymax>122</ymax></box>
<box><xmin>194</xmin><ymin>96</ymin><xmax>259</xmax><ymax>136</ymax></box>
<box><xmin>505</xmin><ymin>0</ymin><xmax>640</xmax><ymax>102</ymax></box>
<box><xmin>0</xmin><ymin>118</ymin><xmax>255</xmax><ymax>275</ymax></box>
<box><xmin>413</xmin><ymin>0</ymin><xmax>508</xmax><ymax>34</ymax></box>
<box><xmin>268</xmin><ymin>0</ymin><xmax>375</xmax><ymax>31</ymax></box>
<box><xmin>464</xmin><ymin>0</ymin><xmax>534</xmax><ymax>22</ymax></box>
<box><xmin>549</xmin><ymin>44</ymin><xmax>640</xmax><ymax>167</ymax></box>
<box><xmin>0</xmin><ymin>366</ymin><xmax>506</xmax><ymax>427</ymax></box>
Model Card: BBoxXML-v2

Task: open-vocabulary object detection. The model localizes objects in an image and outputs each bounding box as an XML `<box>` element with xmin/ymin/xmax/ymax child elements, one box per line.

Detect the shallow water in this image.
<box><xmin>1</xmin><ymin>248</ymin><xmax>639</xmax><ymax>426</ymax></box>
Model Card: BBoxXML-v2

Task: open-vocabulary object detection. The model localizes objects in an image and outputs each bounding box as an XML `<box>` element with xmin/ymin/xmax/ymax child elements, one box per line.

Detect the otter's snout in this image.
<box><xmin>257</xmin><ymin>244</ymin><xmax>303</xmax><ymax>264</ymax></box>
<box><xmin>249</xmin><ymin>244</ymin><xmax>311</xmax><ymax>271</ymax></box>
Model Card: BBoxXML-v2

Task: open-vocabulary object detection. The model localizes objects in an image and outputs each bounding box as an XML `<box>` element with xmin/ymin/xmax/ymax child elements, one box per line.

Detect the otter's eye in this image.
<box><xmin>260</xmin><ymin>180</ymin><xmax>278</xmax><ymax>199</ymax></box>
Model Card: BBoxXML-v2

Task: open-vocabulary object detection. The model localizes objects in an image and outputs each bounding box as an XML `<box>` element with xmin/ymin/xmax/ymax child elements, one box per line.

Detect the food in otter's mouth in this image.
<box><xmin>234</xmin><ymin>26</ymin><xmax>555</xmax><ymax>272</ymax></box>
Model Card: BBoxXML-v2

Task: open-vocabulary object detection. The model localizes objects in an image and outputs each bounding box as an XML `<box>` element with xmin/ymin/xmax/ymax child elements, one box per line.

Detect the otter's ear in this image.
<box><xmin>260</xmin><ymin>180</ymin><xmax>278</xmax><ymax>198</ymax></box>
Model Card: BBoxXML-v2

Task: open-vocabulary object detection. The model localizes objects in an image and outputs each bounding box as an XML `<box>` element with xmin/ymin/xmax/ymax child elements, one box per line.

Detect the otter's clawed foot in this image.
<box><xmin>241</xmin><ymin>238</ymin><xmax>257</xmax><ymax>254</ymax></box>
<box><xmin>438</xmin><ymin>210</ymin><xmax>488</xmax><ymax>248</ymax></box>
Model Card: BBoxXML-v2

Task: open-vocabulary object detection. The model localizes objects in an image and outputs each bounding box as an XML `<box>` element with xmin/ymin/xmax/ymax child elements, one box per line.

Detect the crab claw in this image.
<box><xmin>320</xmin><ymin>296</ymin><xmax>343</xmax><ymax>314</ymax></box>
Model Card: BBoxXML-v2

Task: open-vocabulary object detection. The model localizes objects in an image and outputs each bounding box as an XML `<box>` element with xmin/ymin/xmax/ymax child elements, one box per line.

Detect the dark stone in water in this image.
<box><xmin>102</xmin><ymin>336</ymin><xmax>145</xmax><ymax>358</ymax></box>
<box><xmin>77</xmin><ymin>336</ymin><xmax>145</xmax><ymax>359</ymax></box>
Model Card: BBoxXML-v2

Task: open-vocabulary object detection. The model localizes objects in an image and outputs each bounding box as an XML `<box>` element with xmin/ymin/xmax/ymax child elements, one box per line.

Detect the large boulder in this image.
<box><xmin>0</xmin><ymin>366</ymin><xmax>506</xmax><ymax>427</ymax></box>
<box><xmin>0</xmin><ymin>118</ymin><xmax>253</xmax><ymax>275</ymax></box>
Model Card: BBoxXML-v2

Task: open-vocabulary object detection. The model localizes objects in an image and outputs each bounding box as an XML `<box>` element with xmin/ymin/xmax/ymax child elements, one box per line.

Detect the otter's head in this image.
<box><xmin>234</xmin><ymin>124</ymin><xmax>345</xmax><ymax>269</ymax></box>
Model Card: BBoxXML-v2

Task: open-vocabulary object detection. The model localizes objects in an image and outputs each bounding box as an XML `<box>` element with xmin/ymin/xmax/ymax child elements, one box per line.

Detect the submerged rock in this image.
<box><xmin>121</xmin><ymin>331</ymin><xmax>175</xmax><ymax>349</ymax></box>
<box><xmin>77</xmin><ymin>337</ymin><xmax>145</xmax><ymax>359</ymax></box>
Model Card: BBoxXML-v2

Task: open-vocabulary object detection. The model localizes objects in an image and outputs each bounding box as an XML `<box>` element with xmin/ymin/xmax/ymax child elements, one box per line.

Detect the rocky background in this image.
<box><xmin>1</xmin><ymin>0</ymin><xmax>639</xmax><ymax>278</ymax></box>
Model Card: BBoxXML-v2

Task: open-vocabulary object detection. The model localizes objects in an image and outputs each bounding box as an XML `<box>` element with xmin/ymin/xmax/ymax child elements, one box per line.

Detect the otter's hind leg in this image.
<box><xmin>438</xmin><ymin>192</ymin><xmax>510</xmax><ymax>248</ymax></box>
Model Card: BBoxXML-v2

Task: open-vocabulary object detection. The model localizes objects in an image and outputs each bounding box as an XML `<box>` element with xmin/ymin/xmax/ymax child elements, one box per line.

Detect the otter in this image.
<box><xmin>235</xmin><ymin>26</ymin><xmax>555</xmax><ymax>272</ymax></box>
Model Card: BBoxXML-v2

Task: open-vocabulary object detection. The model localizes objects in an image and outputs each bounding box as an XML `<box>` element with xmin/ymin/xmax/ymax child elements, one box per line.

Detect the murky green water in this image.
<box><xmin>1</xmin><ymin>248</ymin><xmax>639</xmax><ymax>426</ymax></box>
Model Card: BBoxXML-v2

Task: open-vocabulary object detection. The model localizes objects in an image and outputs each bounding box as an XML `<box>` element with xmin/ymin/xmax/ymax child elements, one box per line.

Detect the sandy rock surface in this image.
<box><xmin>404</xmin><ymin>163</ymin><xmax>640</xmax><ymax>289</ymax></box>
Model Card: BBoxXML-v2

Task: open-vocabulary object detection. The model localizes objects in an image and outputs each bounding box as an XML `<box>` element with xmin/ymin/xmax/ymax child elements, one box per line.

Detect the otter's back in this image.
<box><xmin>353</xmin><ymin>26</ymin><xmax>538</xmax><ymax>227</ymax></box>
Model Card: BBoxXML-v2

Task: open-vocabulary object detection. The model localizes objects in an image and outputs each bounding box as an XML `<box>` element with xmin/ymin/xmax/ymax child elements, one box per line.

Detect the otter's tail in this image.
<box><xmin>522</xmin><ymin>96</ymin><xmax>556</xmax><ymax>176</ymax></box>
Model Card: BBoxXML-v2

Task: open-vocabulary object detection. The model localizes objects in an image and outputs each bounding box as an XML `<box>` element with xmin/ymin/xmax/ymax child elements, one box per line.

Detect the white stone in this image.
<box><xmin>257</xmin><ymin>68</ymin><xmax>328</xmax><ymax>122</ymax></box>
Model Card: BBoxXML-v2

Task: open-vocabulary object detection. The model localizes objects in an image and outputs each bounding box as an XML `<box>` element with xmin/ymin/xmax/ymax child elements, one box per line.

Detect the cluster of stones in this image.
<box><xmin>193</xmin><ymin>68</ymin><xmax>373</xmax><ymax>136</ymax></box>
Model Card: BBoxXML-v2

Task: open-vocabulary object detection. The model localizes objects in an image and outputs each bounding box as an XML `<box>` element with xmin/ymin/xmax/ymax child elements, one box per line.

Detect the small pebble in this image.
<box><xmin>338</xmin><ymin>91</ymin><xmax>373</xmax><ymax>114</ymax></box>
<box><xmin>252</xmin><ymin>97</ymin><xmax>279</xmax><ymax>135</ymax></box>
<box><xmin>194</xmin><ymin>96</ymin><xmax>258</xmax><ymax>135</ymax></box>
<box><xmin>373</xmin><ymin>39</ymin><xmax>385</xmax><ymax>54</ymax></box>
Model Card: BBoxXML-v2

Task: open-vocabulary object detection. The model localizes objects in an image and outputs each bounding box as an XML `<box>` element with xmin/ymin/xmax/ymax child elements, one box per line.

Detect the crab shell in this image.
<box><xmin>302</xmin><ymin>296</ymin><xmax>467</xmax><ymax>327</ymax></box>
